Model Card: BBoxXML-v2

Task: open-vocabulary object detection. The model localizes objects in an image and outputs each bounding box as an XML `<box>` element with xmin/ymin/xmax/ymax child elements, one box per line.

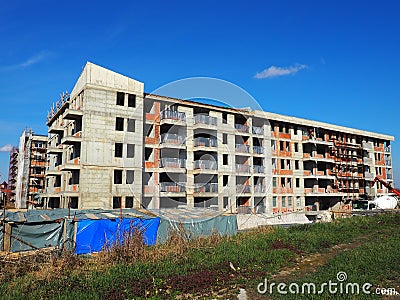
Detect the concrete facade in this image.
<box><xmin>44</xmin><ymin>62</ymin><xmax>395</xmax><ymax>213</ymax></box>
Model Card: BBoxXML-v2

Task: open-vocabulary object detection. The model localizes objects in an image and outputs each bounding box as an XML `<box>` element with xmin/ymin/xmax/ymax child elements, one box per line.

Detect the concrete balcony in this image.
<box><xmin>252</xmin><ymin>126</ymin><xmax>263</xmax><ymax>135</ymax></box>
<box><xmin>363</xmin><ymin>157</ymin><xmax>373</xmax><ymax>165</ymax></box>
<box><xmin>235</xmin><ymin>124</ymin><xmax>249</xmax><ymax>134</ymax></box>
<box><xmin>236</xmin><ymin>184</ymin><xmax>251</xmax><ymax>194</ymax></box>
<box><xmin>193</xmin><ymin>160</ymin><xmax>218</xmax><ymax>173</ymax></box>
<box><xmin>60</xmin><ymin>158</ymin><xmax>81</xmax><ymax>171</ymax></box>
<box><xmin>159</xmin><ymin>182</ymin><xmax>186</xmax><ymax>194</ymax></box>
<box><xmin>193</xmin><ymin>137</ymin><xmax>217</xmax><ymax>150</ymax></box>
<box><xmin>235</xmin><ymin>144</ymin><xmax>250</xmax><ymax>154</ymax></box>
<box><xmin>48</xmin><ymin>123</ymin><xmax>65</xmax><ymax>133</ymax></box>
<box><xmin>254</xmin><ymin>185</ymin><xmax>266</xmax><ymax>194</ymax></box>
<box><xmin>193</xmin><ymin>114</ymin><xmax>217</xmax><ymax>127</ymax></box>
<box><xmin>253</xmin><ymin>146</ymin><xmax>264</xmax><ymax>155</ymax></box>
<box><xmin>160</xmin><ymin>110</ymin><xmax>186</xmax><ymax>124</ymax></box>
<box><xmin>47</xmin><ymin>146</ymin><xmax>63</xmax><ymax>154</ymax></box>
<box><xmin>302</xmin><ymin>153</ymin><xmax>334</xmax><ymax>162</ymax></box>
<box><xmin>159</xmin><ymin>158</ymin><xmax>186</xmax><ymax>171</ymax></box>
<box><xmin>236</xmin><ymin>164</ymin><xmax>251</xmax><ymax>173</ymax></box>
<box><xmin>194</xmin><ymin>182</ymin><xmax>218</xmax><ymax>194</ymax></box>
<box><xmin>61</xmin><ymin>132</ymin><xmax>82</xmax><ymax>145</ymax></box>
<box><xmin>46</xmin><ymin>168</ymin><xmax>63</xmax><ymax>176</ymax></box>
<box><xmin>253</xmin><ymin>165</ymin><xmax>265</xmax><ymax>174</ymax></box>
<box><xmin>66</xmin><ymin>184</ymin><xmax>79</xmax><ymax>193</ymax></box>
<box><xmin>302</xmin><ymin>137</ymin><xmax>333</xmax><ymax>146</ymax></box>
<box><xmin>63</xmin><ymin>108</ymin><xmax>83</xmax><ymax>120</ymax></box>
<box><xmin>160</xmin><ymin>133</ymin><xmax>186</xmax><ymax>148</ymax></box>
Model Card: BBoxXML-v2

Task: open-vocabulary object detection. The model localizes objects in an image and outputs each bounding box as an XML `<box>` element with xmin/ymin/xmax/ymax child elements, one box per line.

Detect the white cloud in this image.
<box><xmin>254</xmin><ymin>64</ymin><xmax>307</xmax><ymax>79</ymax></box>
<box><xmin>0</xmin><ymin>51</ymin><xmax>50</xmax><ymax>71</ymax></box>
<box><xmin>0</xmin><ymin>144</ymin><xmax>13</xmax><ymax>152</ymax></box>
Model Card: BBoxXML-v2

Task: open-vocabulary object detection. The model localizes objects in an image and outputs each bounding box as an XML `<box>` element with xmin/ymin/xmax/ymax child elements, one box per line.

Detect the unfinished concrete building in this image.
<box><xmin>44</xmin><ymin>62</ymin><xmax>394</xmax><ymax>213</ymax></box>
<box><xmin>7</xmin><ymin>146</ymin><xmax>18</xmax><ymax>204</ymax></box>
<box><xmin>15</xmin><ymin>129</ymin><xmax>47</xmax><ymax>208</ymax></box>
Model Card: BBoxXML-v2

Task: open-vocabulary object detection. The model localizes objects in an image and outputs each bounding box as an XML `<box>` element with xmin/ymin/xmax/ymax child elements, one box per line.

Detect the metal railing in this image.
<box><xmin>160</xmin><ymin>182</ymin><xmax>186</xmax><ymax>192</ymax></box>
<box><xmin>253</xmin><ymin>165</ymin><xmax>264</xmax><ymax>173</ymax></box>
<box><xmin>159</xmin><ymin>158</ymin><xmax>186</xmax><ymax>168</ymax></box>
<box><xmin>194</xmin><ymin>114</ymin><xmax>217</xmax><ymax>126</ymax></box>
<box><xmin>253</xmin><ymin>146</ymin><xmax>264</xmax><ymax>154</ymax></box>
<box><xmin>160</xmin><ymin>110</ymin><xmax>186</xmax><ymax>122</ymax></box>
<box><xmin>160</xmin><ymin>133</ymin><xmax>186</xmax><ymax>145</ymax></box>
<box><xmin>235</xmin><ymin>124</ymin><xmax>249</xmax><ymax>133</ymax></box>
<box><xmin>236</xmin><ymin>164</ymin><xmax>251</xmax><ymax>173</ymax></box>
<box><xmin>236</xmin><ymin>184</ymin><xmax>251</xmax><ymax>193</ymax></box>
<box><xmin>194</xmin><ymin>182</ymin><xmax>218</xmax><ymax>193</ymax></box>
<box><xmin>194</xmin><ymin>160</ymin><xmax>218</xmax><ymax>170</ymax></box>
<box><xmin>194</xmin><ymin>137</ymin><xmax>217</xmax><ymax>147</ymax></box>
<box><xmin>235</xmin><ymin>144</ymin><xmax>250</xmax><ymax>153</ymax></box>
<box><xmin>252</xmin><ymin>126</ymin><xmax>263</xmax><ymax>135</ymax></box>
<box><xmin>254</xmin><ymin>185</ymin><xmax>266</xmax><ymax>193</ymax></box>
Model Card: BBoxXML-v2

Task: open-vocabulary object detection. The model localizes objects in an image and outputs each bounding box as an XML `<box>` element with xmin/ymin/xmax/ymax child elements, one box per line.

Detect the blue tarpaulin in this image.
<box><xmin>75</xmin><ymin>217</ymin><xmax>160</xmax><ymax>254</ymax></box>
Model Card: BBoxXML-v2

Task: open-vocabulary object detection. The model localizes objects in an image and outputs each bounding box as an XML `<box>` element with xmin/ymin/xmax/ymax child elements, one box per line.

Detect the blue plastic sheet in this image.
<box><xmin>75</xmin><ymin>217</ymin><xmax>160</xmax><ymax>254</ymax></box>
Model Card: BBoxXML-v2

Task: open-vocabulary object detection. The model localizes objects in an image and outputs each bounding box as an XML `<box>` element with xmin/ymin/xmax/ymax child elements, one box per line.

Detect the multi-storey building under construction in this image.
<box><xmin>15</xmin><ymin>129</ymin><xmax>47</xmax><ymax>209</ymax></box>
<box><xmin>7</xmin><ymin>146</ymin><xmax>19</xmax><ymax>204</ymax></box>
<box><xmin>43</xmin><ymin>62</ymin><xmax>394</xmax><ymax>213</ymax></box>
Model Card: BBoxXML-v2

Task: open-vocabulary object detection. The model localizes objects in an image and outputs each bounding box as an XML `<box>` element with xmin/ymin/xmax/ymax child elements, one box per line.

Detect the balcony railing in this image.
<box><xmin>194</xmin><ymin>182</ymin><xmax>218</xmax><ymax>193</ymax></box>
<box><xmin>252</xmin><ymin>126</ymin><xmax>263</xmax><ymax>135</ymax></box>
<box><xmin>160</xmin><ymin>110</ymin><xmax>186</xmax><ymax>122</ymax></box>
<box><xmin>253</xmin><ymin>165</ymin><xmax>264</xmax><ymax>173</ymax></box>
<box><xmin>387</xmin><ymin>174</ymin><xmax>393</xmax><ymax>180</ymax></box>
<box><xmin>160</xmin><ymin>182</ymin><xmax>186</xmax><ymax>192</ymax></box>
<box><xmin>253</xmin><ymin>146</ymin><xmax>264</xmax><ymax>154</ymax></box>
<box><xmin>236</xmin><ymin>184</ymin><xmax>251</xmax><ymax>193</ymax></box>
<box><xmin>236</xmin><ymin>164</ymin><xmax>251</xmax><ymax>173</ymax></box>
<box><xmin>159</xmin><ymin>158</ymin><xmax>186</xmax><ymax>168</ymax></box>
<box><xmin>194</xmin><ymin>114</ymin><xmax>217</xmax><ymax>126</ymax></box>
<box><xmin>254</xmin><ymin>185</ymin><xmax>266</xmax><ymax>193</ymax></box>
<box><xmin>194</xmin><ymin>160</ymin><xmax>217</xmax><ymax>170</ymax></box>
<box><xmin>385</xmin><ymin>146</ymin><xmax>391</xmax><ymax>152</ymax></box>
<box><xmin>160</xmin><ymin>133</ymin><xmax>186</xmax><ymax>145</ymax></box>
<box><xmin>235</xmin><ymin>124</ymin><xmax>249</xmax><ymax>133</ymax></box>
<box><xmin>236</xmin><ymin>144</ymin><xmax>250</xmax><ymax>153</ymax></box>
<box><xmin>194</xmin><ymin>137</ymin><xmax>217</xmax><ymax>148</ymax></box>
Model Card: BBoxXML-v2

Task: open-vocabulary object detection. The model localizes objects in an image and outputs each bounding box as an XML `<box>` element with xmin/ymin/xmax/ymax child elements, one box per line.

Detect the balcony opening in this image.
<box><xmin>113</xmin><ymin>196</ymin><xmax>122</xmax><ymax>208</ymax></box>
<box><xmin>48</xmin><ymin>197</ymin><xmax>60</xmax><ymax>209</ymax></box>
<box><xmin>160</xmin><ymin>197</ymin><xmax>186</xmax><ymax>208</ymax></box>
<box><xmin>125</xmin><ymin>196</ymin><xmax>134</xmax><ymax>208</ymax></box>
<box><xmin>70</xmin><ymin>197</ymin><xmax>78</xmax><ymax>209</ymax></box>
<box><xmin>194</xmin><ymin>197</ymin><xmax>218</xmax><ymax>208</ymax></box>
<box><xmin>223</xmin><ymin>154</ymin><xmax>228</xmax><ymax>165</ymax></box>
<box><xmin>223</xmin><ymin>175</ymin><xmax>228</xmax><ymax>186</ymax></box>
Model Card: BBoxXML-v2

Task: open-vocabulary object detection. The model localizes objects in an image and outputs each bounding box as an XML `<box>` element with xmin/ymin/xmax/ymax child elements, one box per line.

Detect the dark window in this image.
<box><xmin>294</xmin><ymin>143</ymin><xmax>298</xmax><ymax>152</ymax></box>
<box><xmin>296</xmin><ymin>178</ymin><xmax>300</xmax><ymax>188</ymax></box>
<box><xmin>126</xmin><ymin>170</ymin><xmax>134</xmax><ymax>184</ymax></box>
<box><xmin>128</xmin><ymin>94</ymin><xmax>136</xmax><ymax>107</ymax></box>
<box><xmin>127</xmin><ymin>144</ymin><xmax>135</xmax><ymax>158</ymax></box>
<box><xmin>223</xmin><ymin>154</ymin><xmax>228</xmax><ymax>165</ymax></box>
<box><xmin>223</xmin><ymin>133</ymin><xmax>227</xmax><ymax>144</ymax></box>
<box><xmin>125</xmin><ymin>196</ymin><xmax>134</xmax><ymax>208</ymax></box>
<box><xmin>223</xmin><ymin>197</ymin><xmax>229</xmax><ymax>208</ymax></box>
<box><xmin>70</xmin><ymin>197</ymin><xmax>78</xmax><ymax>209</ymax></box>
<box><xmin>295</xmin><ymin>160</ymin><xmax>299</xmax><ymax>169</ymax></box>
<box><xmin>116</xmin><ymin>92</ymin><xmax>124</xmax><ymax>106</ymax></box>
<box><xmin>127</xmin><ymin>119</ymin><xmax>135</xmax><ymax>132</ymax></box>
<box><xmin>113</xmin><ymin>196</ymin><xmax>122</xmax><ymax>208</ymax></box>
<box><xmin>223</xmin><ymin>175</ymin><xmax>228</xmax><ymax>186</ymax></box>
<box><xmin>114</xmin><ymin>170</ymin><xmax>122</xmax><ymax>184</ymax></box>
<box><xmin>222</xmin><ymin>112</ymin><xmax>228</xmax><ymax>124</ymax></box>
<box><xmin>116</xmin><ymin>117</ymin><xmax>124</xmax><ymax>131</ymax></box>
<box><xmin>115</xmin><ymin>143</ymin><xmax>123</xmax><ymax>157</ymax></box>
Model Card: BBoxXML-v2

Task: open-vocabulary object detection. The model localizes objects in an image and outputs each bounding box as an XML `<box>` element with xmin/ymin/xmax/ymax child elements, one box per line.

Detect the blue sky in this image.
<box><xmin>0</xmin><ymin>0</ymin><xmax>399</xmax><ymax>186</ymax></box>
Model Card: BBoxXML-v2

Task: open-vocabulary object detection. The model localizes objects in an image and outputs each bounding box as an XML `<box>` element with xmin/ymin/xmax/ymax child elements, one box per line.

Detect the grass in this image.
<box><xmin>0</xmin><ymin>213</ymin><xmax>399</xmax><ymax>299</ymax></box>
